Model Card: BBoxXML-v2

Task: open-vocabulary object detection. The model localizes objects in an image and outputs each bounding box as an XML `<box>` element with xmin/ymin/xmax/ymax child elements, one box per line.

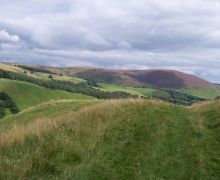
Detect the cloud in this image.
<box><xmin>0</xmin><ymin>29</ymin><xmax>20</xmax><ymax>43</ymax></box>
<box><xmin>83</xmin><ymin>33</ymin><xmax>112</xmax><ymax>48</ymax></box>
<box><xmin>0</xmin><ymin>0</ymin><xmax>220</xmax><ymax>82</ymax></box>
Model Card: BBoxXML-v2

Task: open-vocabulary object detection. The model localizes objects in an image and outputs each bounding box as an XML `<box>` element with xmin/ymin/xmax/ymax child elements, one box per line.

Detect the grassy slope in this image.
<box><xmin>183</xmin><ymin>88</ymin><xmax>220</xmax><ymax>99</ymax></box>
<box><xmin>0</xmin><ymin>79</ymin><xmax>93</xmax><ymax>110</ymax></box>
<box><xmin>0</xmin><ymin>64</ymin><xmax>23</xmax><ymax>73</ymax></box>
<box><xmin>0</xmin><ymin>99</ymin><xmax>219</xmax><ymax>179</ymax></box>
<box><xmin>0</xmin><ymin>100</ymin><xmax>98</xmax><ymax>128</ymax></box>
<box><xmin>99</xmin><ymin>83</ymin><xmax>156</xmax><ymax>96</ymax></box>
<box><xmin>0</xmin><ymin>63</ymin><xmax>86</xmax><ymax>83</ymax></box>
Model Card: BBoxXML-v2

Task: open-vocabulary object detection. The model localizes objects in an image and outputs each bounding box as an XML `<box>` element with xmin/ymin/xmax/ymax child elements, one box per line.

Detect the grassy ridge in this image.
<box><xmin>0</xmin><ymin>64</ymin><xmax>23</xmax><ymax>73</ymax></box>
<box><xmin>0</xmin><ymin>100</ymin><xmax>98</xmax><ymax>128</ymax></box>
<box><xmin>0</xmin><ymin>99</ymin><xmax>219</xmax><ymax>179</ymax></box>
<box><xmin>0</xmin><ymin>63</ymin><xmax>86</xmax><ymax>83</ymax></box>
<box><xmin>0</xmin><ymin>79</ymin><xmax>93</xmax><ymax>110</ymax></box>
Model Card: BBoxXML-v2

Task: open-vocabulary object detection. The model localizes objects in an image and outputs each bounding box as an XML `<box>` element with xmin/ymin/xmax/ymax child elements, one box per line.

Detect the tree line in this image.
<box><xmin>0</xmin><ymin>69</ymin><xmax>136</xmax><ymax>99</ymax></box>
<box><xmin>0</xmin><ymin>92</ymin><xmax>19</xmax><ymax>118</ymax></box>
<box><xmin>151</xmin><ymin>89</ymin><xmax>206</xmax><ymax>105</ymax></box>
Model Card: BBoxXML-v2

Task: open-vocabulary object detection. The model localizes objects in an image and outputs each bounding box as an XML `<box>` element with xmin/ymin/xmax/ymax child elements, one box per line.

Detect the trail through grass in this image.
<box><xmin>0</xmin><ymin>99</ymin><xmax>219</xmax><ymax>179</ymax></box>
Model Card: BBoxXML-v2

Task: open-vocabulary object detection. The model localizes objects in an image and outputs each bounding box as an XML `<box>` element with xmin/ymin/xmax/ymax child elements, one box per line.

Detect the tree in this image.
<box><xmin>0</xmin><ymin>101</ymin><xmax>5</xmax><ymax>118</ymax></box>
<box><xmin>48</xmin><ymin>74</ymin><xmax>53</xmax><ymax>79</ymax></box>
<box><xmin>87</xmin><ymin>80</ymin><xmax>99</xmax><ymax>87</ymax></box>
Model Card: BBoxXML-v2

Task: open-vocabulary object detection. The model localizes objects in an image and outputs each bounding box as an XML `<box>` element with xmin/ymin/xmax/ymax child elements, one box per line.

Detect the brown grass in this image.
<box><xmin>0</xmin><ymin>99</ymin><xmax>168</xmax><ymax>147</ymax></box>
<box><xmin>0</xmin><ymin>63</ymin><xmax>22</xmax><ymax>72</ymax></box>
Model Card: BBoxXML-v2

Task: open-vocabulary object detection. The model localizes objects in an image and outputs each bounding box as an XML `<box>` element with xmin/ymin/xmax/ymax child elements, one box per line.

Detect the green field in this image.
<box><xmin>0</xmin><ymin>99</ymin><xmax>219</xmax><ymax>179</ymax></box>
<box><xmin>183</xmin><ymin>88</ymin><xmax>220</xmax><ymax>99</ymax></box>
<box><xmin>0</xmin><ymin>79</ymin><xmax>93</xmax><ymax>110</ymax></box>
<box><xmin>99</xmin><ymin>83</ymin><xmax>156</xmax><ymax>96</ymax></box>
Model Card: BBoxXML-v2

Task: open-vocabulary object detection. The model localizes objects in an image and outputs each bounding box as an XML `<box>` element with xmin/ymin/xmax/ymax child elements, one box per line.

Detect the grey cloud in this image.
<box><xmin>0</xmin><ymin>29</ymin><xmax>20</xmax><ymax>43</ymax></box>
<box><xmin>0</xmin><ymin>0</ymin><xmax>220</xmax><ymax>82</ymax></box>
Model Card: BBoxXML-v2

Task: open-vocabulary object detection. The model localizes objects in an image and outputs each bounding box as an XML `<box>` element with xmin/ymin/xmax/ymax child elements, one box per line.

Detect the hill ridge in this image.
<box><xmin>1</xmin><ymin>63</ymin><xmax>218</xmax><ymax>89</ymax></box>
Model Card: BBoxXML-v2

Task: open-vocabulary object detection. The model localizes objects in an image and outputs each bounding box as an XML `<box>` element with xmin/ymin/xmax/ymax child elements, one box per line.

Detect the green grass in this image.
<box><xmin>183</xmin><ymin>88</ymin><xmax>220</xmax><ymax>99</ymax></box>
<box><xmin>0</xmin><ymin>99</ymin><xmax>219</xmax><ymax>179</ymax></box>
<box><xmin>0</xmin><ymin>79</ymin><xmax>94</xmax><ymax>110</ymax></box>
<box><xmin>99</xmin><ymin>83</ymin><xmax>156</xmax><ymax>96</ymax></box>
<box><xmin>0</xmin><ymin>100</ymin><xmax>98</xmax><ymax>127</ymax></box>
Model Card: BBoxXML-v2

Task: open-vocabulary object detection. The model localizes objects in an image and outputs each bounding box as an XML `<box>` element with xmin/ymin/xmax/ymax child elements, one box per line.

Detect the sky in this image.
<box><xmin>0</xmin><ymin>0</ymin><xmax>220</xmax><ymax>83</ymax></box>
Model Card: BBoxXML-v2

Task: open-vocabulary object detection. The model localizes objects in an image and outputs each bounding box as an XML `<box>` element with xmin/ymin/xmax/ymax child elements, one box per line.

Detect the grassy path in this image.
<box><xmin>74</xmin><ymin>103</ymin><xmax>199</xmax><ymax>179</ymax></box>
<box><xmin>0</xmin><ymin>100</ymin><xmax>219</xmax><ymax>179</ymax></box>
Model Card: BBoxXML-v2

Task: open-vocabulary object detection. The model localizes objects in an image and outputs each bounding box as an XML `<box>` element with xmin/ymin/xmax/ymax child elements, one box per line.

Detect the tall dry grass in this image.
<box><xmin>0</xmin><ymin>99</ymin><xmax>168</xmax><ymax>147</ymax></box>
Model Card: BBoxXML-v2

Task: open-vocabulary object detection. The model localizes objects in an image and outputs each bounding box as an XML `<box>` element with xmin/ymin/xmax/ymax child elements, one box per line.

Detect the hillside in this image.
<box><xmin>0</xmin><ymin>64</ymin><xmax>220</xmax><ymax>89</ymax></box>
<box><xmin>0</xmin><ymin>99</ymin><xmax>219</xmax><ymax>179</ymax></box>
<box><xmin>4</xmin><ymin>64</ymin><xmax>216</xmax><ymax>89</ymax></box>
<box><xmin>183</xmin><ymin>88</ymin><xmax>220</xmax><ymax>99</ymax></box>
<box><xmin>72</xmin><ymin>68</ymin><xmax>217</xmax><ymax>89</ymax></box>
<box><xmin>0</xmin><ymin>63</ymin><xmax>86</xmax><ymax>83</ymax></box>
<box><xmin>125</xmin><ymin>70</ymin><xmax>216</xmax><ymax>88</ymax></box>
<box><xmin>0</xmin><ymin>79</ymin><xmax>93</xmax><ymax>110</ymax></box>
<box><xmin>2</xmin><ymin>63</ymin><xmax>220</xmax><ymax>100</ymax></box>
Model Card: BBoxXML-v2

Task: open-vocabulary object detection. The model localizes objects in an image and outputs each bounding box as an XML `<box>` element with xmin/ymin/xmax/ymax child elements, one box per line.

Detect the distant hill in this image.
<box><xmin>1</xmin><ymin>63</ymin><xmax>217</xmax><ymax>89</ymax></box>
<box><xmin>124</xmin><ymin>69</ymin><xmax>216</xmax><ymax>89</ymax></box>
<box><xmin>60</xmin><ymin>67</ymin><xmax>217</xmax><ymax>89</ymax></box>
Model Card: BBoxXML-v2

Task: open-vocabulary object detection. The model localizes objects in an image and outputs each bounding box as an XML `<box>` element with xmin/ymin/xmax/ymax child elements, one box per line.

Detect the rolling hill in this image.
<box><xmin>1</xmin><ymin>63</ymin><xmax>220</xmax><ymax>101</ymax></box>
<box><xmin>0</xmin><ymin>78</ymin><xmax>93</xmax><ymax>110</ymax></box>
<box><xmin>0</xmin><ymin>99</ymin><xmax>219</xmax><ymax>179</ymax></box>
<box><xmin>124</xmin><ymin>69</ymin><xmax>216</xmax><ymax>88</ymax></box>
<box><xmin>3</xmin><ymin>63</ymin><xmax>217</xmax><ymax>89</ymax></box>
<box><xmin>72</xmin><ymin>68</ymin><xmax>217</xmax><ymax>89</ymax></box>
<box><xmin>0</xmin><ymin>63</ymin><xmax>86</xmax><ymax>83</ymax></box>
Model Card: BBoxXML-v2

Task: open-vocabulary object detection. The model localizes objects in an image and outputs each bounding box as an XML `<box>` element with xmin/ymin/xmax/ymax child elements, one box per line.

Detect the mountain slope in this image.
<box><xmin>60</xmin><ymin>67</ymin><xmax>217</xmax><ymax>89</ymax></box>
<box><xmin>0</xmin><ymin>79</ymin><xmax>93</xmax><ymax>110</ymax></box>
<box><xmin>0</xmin><ymin>99</ymin><xmax>219</xmax><ymax>179</ymax></box>
<box><xmin>2</xmin><ymin>63</ymin><xmax>218</xmax><ymax>89</ymax></box>
<box><xmin>125</xmin><ymin>70</ymin><xmax>215</xmax><ymax>89</ymax></box>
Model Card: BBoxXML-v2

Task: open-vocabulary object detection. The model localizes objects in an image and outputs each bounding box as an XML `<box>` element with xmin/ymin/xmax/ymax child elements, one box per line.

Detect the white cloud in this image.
<box><xmin>0</xmin><ymin>29</ymin><xmax>20</xmax><ymax>43</ymax></box>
